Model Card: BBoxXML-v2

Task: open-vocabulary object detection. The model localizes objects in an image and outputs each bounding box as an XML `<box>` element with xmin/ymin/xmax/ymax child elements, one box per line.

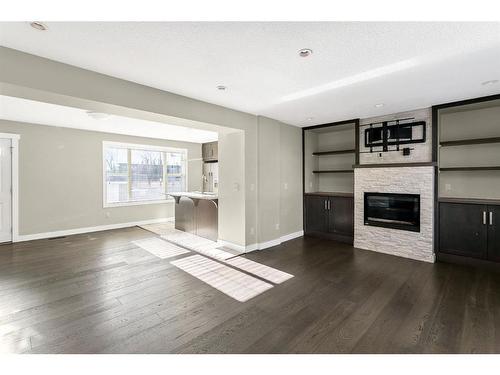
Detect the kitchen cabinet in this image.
<box><xmin>171</xmin><ymin>193</ymin><xmax>218</xmax><ymax>242</ymax></box>
<box><xmin>439</xmin><ymin>201</ymin><xmax>500</xmax><ymax>261</ymax></box>
<box><xmin>305</xmin><ymin>193</ymin><xmax>354</xmax><ymax>244</ymax></box>
<box><xmin>202</xmin><ymin>141</ymin><xmax>218</xmax><ymax>161</ymax></box>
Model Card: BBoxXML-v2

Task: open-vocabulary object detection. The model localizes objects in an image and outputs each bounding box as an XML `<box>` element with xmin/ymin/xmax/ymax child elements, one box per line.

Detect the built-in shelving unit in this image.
<box><xmin>435</xmin><ymin>94</ymin><xmax>500</xmax><ymax>267</ymax></box>
<box><xmin>437</xmin><ymin>97</ymin><xmax>500</xmax><ymax>200</ymax></box>
<box><xmin>302</xmin><ymin>119</ymin><xmax>359</xmax><ymax>244</ymax></box>
<box><xmin>303</xmin><ymin>120</ymin><xmax>358</xmax><ymax>195</ymax></box>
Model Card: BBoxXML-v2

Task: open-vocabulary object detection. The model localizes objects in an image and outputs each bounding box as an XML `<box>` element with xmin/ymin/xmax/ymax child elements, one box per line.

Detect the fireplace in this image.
<box><xmin>364</xmin><ymin>192</ymin><xmax>420</xmax><ymax>232</ymax></box>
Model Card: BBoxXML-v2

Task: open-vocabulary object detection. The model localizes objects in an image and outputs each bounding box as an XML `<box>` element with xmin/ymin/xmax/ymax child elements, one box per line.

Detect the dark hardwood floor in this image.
<box><xmin>1</xmin><ymin>226</ymin><xmax>500</xmax><ymax>353</ymax></box>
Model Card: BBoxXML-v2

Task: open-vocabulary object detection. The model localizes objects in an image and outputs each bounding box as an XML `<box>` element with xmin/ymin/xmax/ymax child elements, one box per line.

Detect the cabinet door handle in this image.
<box><xmin>490</xmin><ymin>212</ymin><xmax>493</xmax><ymax>226</ymax></box>
<box><xmin>328</xmin><ymin>200</ymin><xmax>331</xmax><ymax>210</ymax></box>
<box><xmin>324</xmin><ymin>200</ymin><xmax>327</xmax><ymax>210</ymax></box>
<box><xmin>483</xmin><ymin>211</ymin><xmax>487</xmax><ymax>225</ymax></box>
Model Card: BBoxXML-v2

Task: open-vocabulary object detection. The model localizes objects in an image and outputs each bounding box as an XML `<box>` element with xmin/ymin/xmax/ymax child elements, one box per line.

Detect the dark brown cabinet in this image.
<box><xmin>439</xmin><ymin>202</ymin><xmax>500</xmax><ymax>261</ymax></box>
<box><xmin>305</xmin><ymin>194</ymin><xmax>354</xmax><ymax>244</ymax></box>
<box><xmin>487</xmin><ymin>205</ymin><xmax>500</xmax><ymax>262</ymax></box>
<box><xmin>328</xmin><ymin>196</ymin><xmax>354</xmax><ymax>241</ymax></box>
<box><xmin>305</xmin><ymin>195</ymin><xmax>329</xmax><ymax>233</ymax></box>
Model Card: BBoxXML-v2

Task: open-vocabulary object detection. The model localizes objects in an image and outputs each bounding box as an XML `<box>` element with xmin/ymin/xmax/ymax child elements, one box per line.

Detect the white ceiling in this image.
<box><xmin>1</xmin><ymin>22</ymin><xmax>499</xmax><ymax>126</ymax></box>
<box><xmin>0</xmin><ymin>95</ymin><xmax>218</xmax><ymax>143</ymax></box>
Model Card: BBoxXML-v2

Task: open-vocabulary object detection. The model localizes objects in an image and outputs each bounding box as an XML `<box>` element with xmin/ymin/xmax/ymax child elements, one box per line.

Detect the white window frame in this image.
<box><xmin>102</xmin><ymin>141</ymin><xmax>188</xmax><ymax>208</ymax></box>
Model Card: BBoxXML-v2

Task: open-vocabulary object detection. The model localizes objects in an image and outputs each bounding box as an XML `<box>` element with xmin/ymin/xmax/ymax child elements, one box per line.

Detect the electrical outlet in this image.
<box><xmin>284</xmin><ymin>183</ymin><xmax>288</xmax><ymax>190</ymax></box>
<box><xmin>445</xmin><ymin>183</ymin><xmax>452</xmax><ymax>191</ymax></box>
<box><xmin>309</xmin><ymin>181</ymin><xmax>313</xmax><ymax>188</ymax></box>
<box><xmin>275</xmin><ymin>223</ymin><xmax>280</xmax><ymax>231</ymax></box>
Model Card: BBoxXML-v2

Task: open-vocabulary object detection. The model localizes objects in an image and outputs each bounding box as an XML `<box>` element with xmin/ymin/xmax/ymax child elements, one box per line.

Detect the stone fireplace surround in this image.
<box><xmin>354</xmin><ymin>165</ymin><xmax>435</xmax><ymax>263</ymax></box>
<box><xmin>353</xmin><ymin>108</ymin><xmax>435</xmax><ymax>263</ymax></box>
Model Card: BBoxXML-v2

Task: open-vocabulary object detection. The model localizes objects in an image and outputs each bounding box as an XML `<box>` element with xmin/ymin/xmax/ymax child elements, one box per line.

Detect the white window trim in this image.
<box><xmin>102</xmin><ymin>141</ymin><xmax>188</xmax><ymax>208</ymax></box>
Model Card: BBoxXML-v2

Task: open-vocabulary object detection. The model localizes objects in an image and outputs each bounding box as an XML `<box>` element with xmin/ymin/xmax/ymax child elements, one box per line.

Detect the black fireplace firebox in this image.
<box><xmin>364</xmin><ymin>192</ymin><xmax>420</xmax><ymax>232</ymax></box>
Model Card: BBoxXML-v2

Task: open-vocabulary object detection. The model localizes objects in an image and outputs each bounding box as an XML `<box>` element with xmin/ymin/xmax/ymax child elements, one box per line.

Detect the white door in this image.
<box><xmin>0</xmin><ymin>139</ymin><xmax>12</xmax><ymax>243</ymax></box>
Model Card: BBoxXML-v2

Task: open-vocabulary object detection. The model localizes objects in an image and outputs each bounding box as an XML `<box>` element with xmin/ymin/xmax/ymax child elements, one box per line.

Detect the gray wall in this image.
<box><xmin>279</xmin><ymin>122</ymin><xmax>303</xmax><ymax>238</ymax></box>
<box><xmin>218</xmin><ymin>130</ymin><xmax>246</xmax><ymax>245</ymax></box>
<box><xmin>257</xmin><ymin>117</ymin><xmax>303</xmax><ymax>243</ymax></box>
<box><xmin>258</xmin><ymin>117</ymin><xmax>281</xmax><ymax>243</ymax></box>
<box><xmin>0</xmin><ymin>47</ymin><xmax>304</xmax><ymax>247</ymax></box>
<box><xmin>0</xmin><ymin>120</ymin><xmax>202</xmax><ymax>235</ymax></box>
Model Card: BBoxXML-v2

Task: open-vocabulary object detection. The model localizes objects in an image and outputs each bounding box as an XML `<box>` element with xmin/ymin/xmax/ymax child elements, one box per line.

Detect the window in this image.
<box><xmin>103</xmin><ymin>142</ymin><xmax>187</xmax><ymax>207</ymax></box>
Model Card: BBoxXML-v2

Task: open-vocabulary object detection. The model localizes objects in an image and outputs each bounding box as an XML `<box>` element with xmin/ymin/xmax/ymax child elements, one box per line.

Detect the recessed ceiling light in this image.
<box><xmin>306</xmin><ymin>117</ymin><xmax>314</xmax><ymax>121</ymax></box>
<box><xmin>30</xmin><ymin>22</ymin><xmax>48</xmax><ymax>31</ymax></box>
<box><xmin>86</xmin><ymin>110</ymin><xmax>111</xmax><ymax>120</ymax></box>
<box><xmin>216</xmin><ymin>85</ymin><xmax>227</xmax><ymax>91</ymax></box>
<box><xmin>298</xmin><ymin>48</ymin><xmax>313</xmax><ymax>58</ymax></box>
<box><xmin>374</xmin><ymin>103</ymin><xmax>385</xmax><ymax>108</ymax></box>
<box><xmin>481</xmin><ymin>79</ymin><xmax>498</xmax><ymax>86</ymax></box>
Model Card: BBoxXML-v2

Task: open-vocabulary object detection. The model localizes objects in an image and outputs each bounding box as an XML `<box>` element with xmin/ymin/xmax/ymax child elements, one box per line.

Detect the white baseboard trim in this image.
<box><xmin>15</xmin><ymin>217</ymin><xmax>174</xmax><ymax>242</ymax></box>
<box><xmin>257</xmin><ymin>238</ymin><xmax>283</xmax><ymax>251</ymax></box>
<box><xmin>219</xmin><ymin>230</ymin><xmax>304</xmax><ymax>254</ymax></box>
<box><xmin>217</xmin><ymin>239</ymin><xmax>247</xmax><ymax>253</ymax></box>
<box><xmin>256</xmin><ymin>230</ymin><xmax>304</xmax><ymax>251</ymax></box>
<box><xmin>279</xmin><ymin>230</ymin><xmax>304</xmax><ymax>243</ymax></box>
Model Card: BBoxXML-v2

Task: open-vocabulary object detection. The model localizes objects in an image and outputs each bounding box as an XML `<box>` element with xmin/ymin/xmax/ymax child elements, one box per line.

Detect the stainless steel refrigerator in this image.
<box><xmin>202</xmin><ymin>162</ymin><xmax>218</xmax><ymax>193</ymax></box>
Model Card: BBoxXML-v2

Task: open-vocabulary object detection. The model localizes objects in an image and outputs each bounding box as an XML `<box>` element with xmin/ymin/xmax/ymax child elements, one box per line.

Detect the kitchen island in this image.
<box><xmin>169</xmin><ymin>192</ymin><xmax>218</xmax><ymax>242</ymax></box>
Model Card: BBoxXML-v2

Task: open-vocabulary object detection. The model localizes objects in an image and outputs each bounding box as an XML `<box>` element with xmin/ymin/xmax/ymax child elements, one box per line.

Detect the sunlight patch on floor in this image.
<box><xmin>224</xmin><ymin>257</ymin><xmax>294</xmax><ymax>284</ymax></box>
<box><xmin>170</xmin><ymin>255</ymin><xmax>273</xmax><ymax>302</ymax></box>
<box><xmin>132</xmin><ymin>238</ymin><xmax>190</xmax><ymax>259</ymax></box>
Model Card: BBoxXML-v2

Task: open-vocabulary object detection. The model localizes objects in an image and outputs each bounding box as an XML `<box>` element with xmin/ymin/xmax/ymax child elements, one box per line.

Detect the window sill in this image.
<box><xmin>104</xmin><ymin>198</ymin><xmax>175</xmax><ymax>208</ymax></box>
